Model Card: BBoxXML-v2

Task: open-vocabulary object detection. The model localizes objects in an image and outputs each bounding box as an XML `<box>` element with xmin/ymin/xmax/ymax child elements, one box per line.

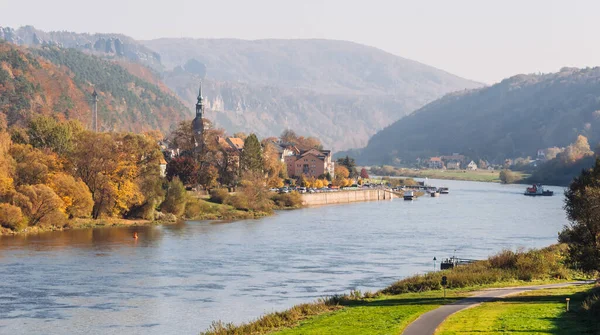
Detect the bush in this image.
<box><xmin>224</xmin><ymin>194</ymin><xmax>250</xmax><ymax>211</ymax></box>
<box><xmin>272</xmin><ymin>192</ymin><xmax>303</xmax><ymax>208</ymax></box>
<box><xmin>499</xmin><ymin>169</ymin><xmax>518</xmax><ymax>184</ymax></box>
<box><xmin>160</xmin><ymin>178</ymin><xmax>187</xmax><ymax>217</ymax></box>
<box><xmin>209</xmin><ymin>189</ymin><xmax>230</xmax><ymax>204</ymax></box>
<box><xmin>0</xmin><ymin>203</ymin><xmax>25</xmax><ymax>230</ymax></box>
<box><xmin>382</xmin><ymin>245</ymin><xmax>571</xmax><ymax>295</ymax></box>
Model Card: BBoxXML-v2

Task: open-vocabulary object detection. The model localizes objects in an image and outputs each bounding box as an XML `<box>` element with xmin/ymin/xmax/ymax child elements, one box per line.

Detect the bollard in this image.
<box><xmin>566</xmin><ymin>298</ymin><xmax>570</xmax><ymax>312</ymax></box>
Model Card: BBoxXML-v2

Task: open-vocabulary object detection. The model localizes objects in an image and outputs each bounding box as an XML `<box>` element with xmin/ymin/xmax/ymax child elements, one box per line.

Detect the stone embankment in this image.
<box><xmin>301</xmin><ymin>189</ymin><xmax>395</xmax><ymax>206</ymax></box>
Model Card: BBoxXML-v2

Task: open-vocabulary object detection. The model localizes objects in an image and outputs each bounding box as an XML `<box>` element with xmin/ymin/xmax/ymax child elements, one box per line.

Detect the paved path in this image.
<box><xmin>401</xmin><ymin>281</ymin><xmax>592</xmax><ymax>335</ymax></box>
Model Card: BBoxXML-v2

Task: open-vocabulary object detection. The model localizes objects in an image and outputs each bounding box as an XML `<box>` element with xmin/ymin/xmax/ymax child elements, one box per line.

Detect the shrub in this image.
<box><xmin>382</xmin><ymin>245</ymin><xmax>571</xmax><ymax>295</ymax></box>
<box><xmin>0</xmin><ymin>203</ymin><xmax>25</xmax><ymax>230</ymax></box>
<box><xmin>209</xmin><ymin>189</ymin><xmax>230</xmax><ymax>204</ymax></box>
<box><xmin>272</xmin><ymin>192</ymin><xmax>303</xmax><ymax>208</ymax></box>
<box><xmin>224</xmin><ymin>194</ymin><xmax>250</xmax><ymax>211</ymax></box>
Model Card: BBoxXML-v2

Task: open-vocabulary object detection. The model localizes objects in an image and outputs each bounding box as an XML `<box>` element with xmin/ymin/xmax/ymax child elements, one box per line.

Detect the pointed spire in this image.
<box><xmin>197</xmin><ymin>82</ymin><xmax>203</xmax><ymax>103</ymax></box>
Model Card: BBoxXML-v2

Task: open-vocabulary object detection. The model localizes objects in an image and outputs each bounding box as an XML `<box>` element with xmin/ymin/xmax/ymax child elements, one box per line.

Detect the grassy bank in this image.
<box><xmin>397</xmin><ymin>169</ymin><xmax>528</xmax><ymax>183</ymax></box>
<box><xmin>436</xmin><ymin>284</ymin><xmax>600</xmax><ymax>335</ymax></box>
<box><xmin>200</xmin><ymin>244</ymin><xmax>593</xmax><ymax>335</ymax></box>
<box><xmin>0</xmin><ymin>217</ymin><xmax>174</xmax><ymax>236</ymax></box>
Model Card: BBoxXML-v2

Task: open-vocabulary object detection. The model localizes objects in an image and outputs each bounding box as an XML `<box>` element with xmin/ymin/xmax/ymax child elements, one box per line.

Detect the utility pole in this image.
<box><xmin>92</xmin><ymin>90</ymin><xmax>98</xmax><ymax>132</ymax></box>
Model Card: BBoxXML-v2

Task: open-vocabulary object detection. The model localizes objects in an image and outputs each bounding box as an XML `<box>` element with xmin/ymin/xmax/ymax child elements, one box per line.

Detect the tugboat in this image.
<box><xmin>524</xmin><ymin>184</ymin><xmax>554</xmax><ymax>196</ymax></box>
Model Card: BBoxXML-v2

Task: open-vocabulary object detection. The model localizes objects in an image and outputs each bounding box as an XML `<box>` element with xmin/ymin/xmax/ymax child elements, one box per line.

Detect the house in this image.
<box><xmin>285</xmin><ymin>148</ymin><xmax>335</xmax><ymax>178</ymax></box>
<box><xmin>271</xmin><ymin>141</ymin><xmax>301</xmax><ymax>162</ymax></box>
<box><xmin>159</xmin><ymin>157</ymin><xmax>168</xmax><ymax>177</ymax></box>
<box><xmin>467</xmin><ymin>161</ymin><xmax>478</xmax><ymax>170</ymax></box>
<box><xmin>446</xmin><ymin>161</ymin><xmax>461</xmax><ymax>170</ymax></box>
<box><xmin>428</xmin><ymin>157</ymin><xmax>444</xmax><ymax>169</ymax></box>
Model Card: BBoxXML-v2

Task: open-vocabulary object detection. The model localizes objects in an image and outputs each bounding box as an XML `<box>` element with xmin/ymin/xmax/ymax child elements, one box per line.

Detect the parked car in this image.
<box><xmin>297</xmin><ymin>187</ymin><xmax>307</xmax><ymax>194</ymax></box>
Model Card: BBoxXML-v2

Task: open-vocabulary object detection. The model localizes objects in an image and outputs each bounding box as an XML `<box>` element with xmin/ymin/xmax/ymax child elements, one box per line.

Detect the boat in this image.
<box><xmin>430</xmin><ymin>191</ymin><xmax>440</xmax><ymax>197</ymax></box>
<box><xmin>524</xmin><ymin>184</ymin><xmax>554</xmax><ymax>196</ymax></box>
<box><xmin>403</xmin><ymin>191</ymin><xmax>414</xmax><ymax>200</ymax></box>
<box><xmin>439</xmin><ymin>187</ymin><xmax>449</xmax><ymax>194</ymax></box>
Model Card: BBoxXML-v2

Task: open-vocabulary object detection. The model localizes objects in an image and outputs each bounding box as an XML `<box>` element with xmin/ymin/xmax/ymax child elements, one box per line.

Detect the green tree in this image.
<box><xmin>336</xmin><ymin>156</ymin><xmax>358</xmax><ymax>178</ymax></box>
<box><xmin>160</xmin><ymin>177</ymin><xmax>188</xmax><ymax>217</ymax></box>
<box><xmin>559</xmin><ymin>158</ymin><xmax>600</xmax><ymax>273</ymax></box>
<box><xmin>240</xmin><ymin>134</ymin><xmax>263</xmax><ymax>173</ymax></box>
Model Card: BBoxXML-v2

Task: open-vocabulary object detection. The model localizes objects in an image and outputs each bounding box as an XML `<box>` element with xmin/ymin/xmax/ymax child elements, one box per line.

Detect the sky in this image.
<box><xmin>0</xmin><ymin>0</ymin><xmax>598</xmax><ymax>84</ymax></box>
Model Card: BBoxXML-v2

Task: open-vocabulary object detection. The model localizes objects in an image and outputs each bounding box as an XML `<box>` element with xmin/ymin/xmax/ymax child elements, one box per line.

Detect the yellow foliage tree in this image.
<box><xmin>48</xmin><ymin>173</ymin><xmax>94</xmax><ymax>218</ymax></box>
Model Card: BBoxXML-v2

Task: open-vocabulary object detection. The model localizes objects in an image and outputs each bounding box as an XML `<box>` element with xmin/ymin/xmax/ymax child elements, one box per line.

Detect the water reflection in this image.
<box><xmin>0</xmin><ymin>179</ymin><xmax>568</xmax><ymax>335</ymax></box>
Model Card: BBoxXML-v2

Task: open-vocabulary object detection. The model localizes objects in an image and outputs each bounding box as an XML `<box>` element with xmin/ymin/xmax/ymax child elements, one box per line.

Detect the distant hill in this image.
<box><xmin>1</xmin><ymin>26</ymin><xmax>482</xmax><ymax>149</ymax></box>
<box><xmin>356</xmin><ymin>67</ymin><xmax>600</xmax><ymax>165</ymax></box>
<box><xmin>0</xmin><ymin>26</ymin><xmax>162</xmax><ymax>69</ymax></box>
<box><xmin>0</xmin><ymin>41</ymin><xmax>189</xmax><ymax>133</ymax></box>
<box><xmin>144</xmin><ymin>38</ymin><xmax>482</xmax><ymax>150</ymax></box>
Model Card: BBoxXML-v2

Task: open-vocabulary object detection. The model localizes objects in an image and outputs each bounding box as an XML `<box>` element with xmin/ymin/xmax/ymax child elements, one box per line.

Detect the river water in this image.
<box><xmin>0</xmin><ymin>179</ymin><xmax>567</xmax><ymax>335</ymax></box>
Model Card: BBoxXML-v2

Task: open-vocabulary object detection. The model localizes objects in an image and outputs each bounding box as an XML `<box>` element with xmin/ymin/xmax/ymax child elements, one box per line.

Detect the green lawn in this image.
<box><xmin>272</xmin><ymin>291</ymin><xmax>467</xmax><ymax>335</ymax></box>
<box><xmin>395</xmin><ymin>169</ymin><xmax>529</xmax><ymax>183</ymax></box>
<box><xmin>435</xmin><ymin>284</ymin><xmax>597</xmax><ymax>335</ymax></box>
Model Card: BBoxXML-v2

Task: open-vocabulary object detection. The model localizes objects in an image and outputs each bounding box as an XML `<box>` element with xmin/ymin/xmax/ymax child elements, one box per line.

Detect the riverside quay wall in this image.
<box><xmin>301</xmin><ymin>189</ymin><xmax>395</xmax><ymax>206</ymax></box>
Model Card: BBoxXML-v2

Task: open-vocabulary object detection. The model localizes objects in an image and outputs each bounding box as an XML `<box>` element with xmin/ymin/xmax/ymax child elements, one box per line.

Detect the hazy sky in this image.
<box><xmin>0</xmin><ymin>0</ymin><xmax>597</xmax><ymax>84</ymax></box>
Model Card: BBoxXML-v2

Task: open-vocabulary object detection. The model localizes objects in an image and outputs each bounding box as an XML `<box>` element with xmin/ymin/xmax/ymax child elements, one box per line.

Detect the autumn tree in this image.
<box><xmin>198</xmin><ymin>164</ymin><xmax>219</xmax><ymax>191</ymax></box>
<box><xmin>13</xmin><ymin>184</ymin><xmax>66</xmax><ymax>226</ymax></box>
<box><xmin>262</xmin><ymin>141</ymin><xmax>285</xmax><ymax>188</ymax></box>
<box><xmin>360</xmin><ymin>168</ymin><xmax>369</xmax><ymax>179</ymax></box>
<box><xmin>499</xmin><ymin>169</ymin><xmax>518</xmax><ymax>184</ymax></box>
<box><xmin>239</xmin><ymin>172</ymin><xmax>273</xmax><ymax>212</ymax></box>
<box><xmin>166</xmin><ymin>156</ymin><xmax>199</xmax><ymax>186</ymax></box>
<box><xmin>240</xmin><ymin>134</ymin><xmax>263</xmax><ymax>173</ymax></box>
<box><xmin>336</xmin><ymin>156</ymin><xmax>358</xmax><ymax>178</ymax></box>
<box><xmin>280</xmin><ymin>129</ymin><xmax>298</xmax><ymax>144</ymax></box>
<box><xmin>562</xmin><ymin>135</ymin><xmax>593</xmax><ymax>163</ymax></box>
<box><xmin>0</xmin><ymin>203</ymin><xmax>24</xmax><ymax>230</ymax></box>
<box><xmin>48</xmin><ymin>173</ymin><xmax>93</xmax><ymax>218</ymax></box>
<box><xmin>10</xmin><ymin>144</ymin><xmax>61</xmax><ymax>186</ymax></box>
<box><xmin>560</xmin><ymin>158</ymin><xmax>600</xmax><ymax>272</ymax></box>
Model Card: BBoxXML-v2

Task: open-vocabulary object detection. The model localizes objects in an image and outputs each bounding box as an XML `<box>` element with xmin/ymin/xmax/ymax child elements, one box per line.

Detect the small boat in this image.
<box><xmin>430</xmin><ymin>191</ymin><xmax>440</xmax><ymax>197</ymax></box>
<box><xmin>524</xmin><ymin>184</ymin><xmax>554</xmax><ymax>196</ymax></box>
<box><xmin>439</xmin><ymin>187</ymin><xmax>449</xmax><ymax>194</ymax></box>
<box><xmin>403</xmin><ymin>191</ymin><xmax>414</xmax><ymax>200</ymax></box>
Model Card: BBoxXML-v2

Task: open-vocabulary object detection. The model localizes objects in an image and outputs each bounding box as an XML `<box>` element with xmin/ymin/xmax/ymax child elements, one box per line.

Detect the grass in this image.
<box><xmin>201</xmin><ymin>245</ymin><xmax>588</xmax><ymax>335</ymax></box>
<box><xmin>435</xmin><ymin>284</ymin><xmax>599</xmax><ymax>335</ymax></box>
<box><xmin>272</xmin><ymin>291</ymin><xmax>465</xmax><ymax>335</ymax></box>
<box><xmin>397</xmin><ymin>169</ymin><xmax>529</xmax><ymax>183</ymax></box>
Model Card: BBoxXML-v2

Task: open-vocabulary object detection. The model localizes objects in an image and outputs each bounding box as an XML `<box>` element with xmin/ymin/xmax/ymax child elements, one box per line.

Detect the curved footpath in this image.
<box><xmin>401</xmin><ymin>281</ymin><xmax>593</xmax><ymax>335</ymax></box>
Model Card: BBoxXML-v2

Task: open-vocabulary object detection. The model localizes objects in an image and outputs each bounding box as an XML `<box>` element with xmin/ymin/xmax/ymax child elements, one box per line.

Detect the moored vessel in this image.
<box><xmin>524</xmin><ymin>184</ymin><xmax>554</xmax><ymax>196</ymax></box>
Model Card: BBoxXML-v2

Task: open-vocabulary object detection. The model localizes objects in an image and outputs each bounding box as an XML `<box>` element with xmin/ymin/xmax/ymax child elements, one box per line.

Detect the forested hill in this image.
<box><xmin>356</xmin><ymin>67</ymin><xmax>600</xmax><ymax>165</ymax></box>
<box><xmin>0</xmin><ymin>41</ymin><xmax>189</xmax><ymax>133</ymax></box>
<box><xmin>143</xmin><ymin>38</ymin><xmax>482</xmax><ymax>150</ymax></box>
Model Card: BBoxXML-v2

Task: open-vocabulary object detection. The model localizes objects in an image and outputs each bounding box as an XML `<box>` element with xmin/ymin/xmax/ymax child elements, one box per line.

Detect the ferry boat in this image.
<box><xmin>524</xmin><ymin>184</ymin><xmax>554</xmax><ymax>196</ymax></box>
<box><xmin>403</xmin><ymin>191</ymin><xmax>414</xmax><ymax>200</ymax></box>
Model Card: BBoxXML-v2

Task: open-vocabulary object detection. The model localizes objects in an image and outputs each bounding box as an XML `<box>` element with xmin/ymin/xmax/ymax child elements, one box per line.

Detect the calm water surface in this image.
<box><xmin>0</xmin><ymin>179</ymin><xmax>567</xmax><ymax>334</ymax></box>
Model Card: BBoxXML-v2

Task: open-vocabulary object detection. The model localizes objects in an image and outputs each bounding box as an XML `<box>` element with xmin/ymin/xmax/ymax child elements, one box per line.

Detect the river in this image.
<box><xmin>0</xmin><ymin>179</ymin><xmax>567</xmax><ymax>335</ymax></box>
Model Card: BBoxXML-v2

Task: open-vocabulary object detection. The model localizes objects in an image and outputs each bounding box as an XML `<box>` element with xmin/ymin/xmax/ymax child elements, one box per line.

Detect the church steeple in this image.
<box><xmin>192</xmin><ymin>82</ymin><xmax>205</xmax><ymax>149</ymax></box>
<box><xmin>195</xmin><ymin>83</ymin><xmax>204</xmax><ymax>118</ymax></box>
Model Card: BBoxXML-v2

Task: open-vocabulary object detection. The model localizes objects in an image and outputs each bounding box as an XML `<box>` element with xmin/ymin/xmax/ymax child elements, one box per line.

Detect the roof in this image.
<box><xmin>227</xmin><ymin>137</ymin><xmax>245</xmax><ymax>150</ymax></box>
<box><xmin>159</xmin><ymin>158</ymin><xmax>167</xmax><ymax>165</ymax></box>
<box><xmin>430</xmin><ymin>157</ymin><xmax>442</xmax><ymax>162</ymax></box>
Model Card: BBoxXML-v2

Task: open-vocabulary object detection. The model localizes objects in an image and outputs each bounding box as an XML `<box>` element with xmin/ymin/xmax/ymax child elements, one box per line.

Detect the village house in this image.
<box><xmin>467</xmin><ymin>160</ymin><xmax>478</xmax><ymax>170</ymax></box>
<box><xmin>285</xmin><ymin>148</ymin><xmax>335</xmax><ymax>178</ymax></box>
<box><xmin>428</xmin><ymin>157</ymin><xmax>444</xmax><ymax>169</ymax></box>
<box><xmin>446</xmin><ymin>161</ymin><xmax>461</xmax><ymax>170</ymax></box>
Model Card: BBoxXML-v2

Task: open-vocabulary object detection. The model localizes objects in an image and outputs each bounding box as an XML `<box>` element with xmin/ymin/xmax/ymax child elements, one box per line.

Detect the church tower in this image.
<box><xmin>192</xmin><ymin>83</ymin><xmax>205</xmax><ymax>148</ymax></box>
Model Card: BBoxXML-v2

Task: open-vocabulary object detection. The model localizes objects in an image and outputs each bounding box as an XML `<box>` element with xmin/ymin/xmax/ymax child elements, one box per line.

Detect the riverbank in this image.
<box><xmin>373</xmin><ymin>168</ymin><xmax>529</xmax><ymax>183</ymax></box>
<box><xmin>0</xmin><ymin>198</ymin><xmax>279</xmax><ymax>237</ymax></box>
<box><xmin>201</xmin><ymin>244</ymin><xmax>596</xmax><ymax>335</ymax></box>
